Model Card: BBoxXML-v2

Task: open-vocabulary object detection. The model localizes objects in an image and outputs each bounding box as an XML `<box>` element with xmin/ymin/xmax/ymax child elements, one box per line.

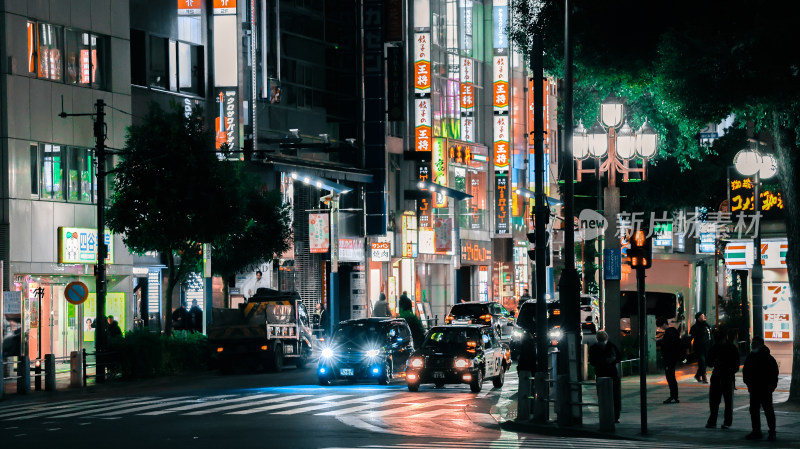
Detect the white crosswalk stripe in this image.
<box><xmin>227</xmin><ymin>394</ymin><xmax>351</xmax><ymax>415</ymax></box>
<box><xmin>272</xmin><ymin>392</ymin><xmax>397</xmax><ymax>415</ymax></box>
<box><xmin>0</xmin><ymin>397</ymin><xmax>124</xmax><ymax>419</ymax></box>
<box><xmin>184</xmin><ymin>394</ymin><xmax>312</xmax><ymax>415</ymax></box>
<box><xmin>324</xmin><ymin>436</ymin><xmax>699</xmax><ymax>449</ymax></box>
<box><xmin>140</xmin><ymin>393</ymin><xmax>277</xmax><ymax>415</ymax></box>
<box><xmin>101</xmin><ymin>395</ymin><xmax>237</xmax><ymax>416</ymax></box>
<box><xmin>3</xmin><ymin>397</ymin><xmax>159</xmax><ymax>421</ymax></box>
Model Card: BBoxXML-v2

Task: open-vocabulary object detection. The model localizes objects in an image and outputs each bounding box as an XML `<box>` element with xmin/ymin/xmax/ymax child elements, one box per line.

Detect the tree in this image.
<box><xmin>210</xmin><ymin>183</ymin><xmax>292</xmax><ymax>294</ymax></box>
<box><xmin>511</xmin><ymin>1</ymin><xmax>800</xmax><ymax>399</ymax></box>
<box><xmin>107</xmin><ymin>103</ymin><xmax>248</xmax><ymax>334</ymax></box>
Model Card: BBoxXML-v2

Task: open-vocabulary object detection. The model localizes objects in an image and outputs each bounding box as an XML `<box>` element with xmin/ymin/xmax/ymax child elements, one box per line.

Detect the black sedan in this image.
<box><xmin>405</xmin><ymin>325</ymin><xmax>509</xmax><ymax>393</ymax></box>
<box><xmin>317</xmin><ymin>318</ymin><xmax>413</xmax><ymax>385</ymax></box>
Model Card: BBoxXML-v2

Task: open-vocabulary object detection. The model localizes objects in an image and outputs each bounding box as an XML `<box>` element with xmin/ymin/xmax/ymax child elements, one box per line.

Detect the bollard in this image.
<box><xmin>517</xmin><ymin>370</ymin><xmax>532</xmax><ymax>421</ymax></box>
<box><xmin>45</xmin><ymin>354</ymin><xmax>56</xmax><ymax>391</ymax></box>
<box><xmin>17</xmin><ymin>356</ymin><xmax>30</xmax><ymax>394</ymax></box>
<box><xmin>70</xmin><ymin>351</ymin><xmax>83</xmax><ymax>388</ymax></box>
<box><xmin>598</xmin><ymin>376</ymin><xmax>616</xmax><ymax>432</ymax></box>
<box><xmin>533</xmin><ymin>372</ymin><xmax>549</xmax><ymax>423</ymax></box>
<box><xmin>34</xmin><ymin>359</ymin><xmax>42</xmax><ymax>390</ymax></box>
<box><xmin>557</xmin><ymin>374</ymin><xmax>570</xmax><ymax>426</ymax></box>
<box><xmin>82</xmin><ymin>349</ymin><xmax>87</xmax><ymax>386</ymax></box>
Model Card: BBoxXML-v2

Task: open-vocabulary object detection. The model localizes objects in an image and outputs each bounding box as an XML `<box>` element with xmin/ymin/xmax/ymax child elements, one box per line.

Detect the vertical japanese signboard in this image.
<box><xmin>415</xmin><ymin>98</ymin><xmax>432</xmax><ymax>152</ymax></box>
<box><xmin>460</xmin><ymin>57</ymin><xmax>475</xmax><ymax>142</ymax></box>
<box><xmin>432</xmin><ymin>138</ymin><xmax>448</xmax><ymax>207</ymax></box>
<box><xmin>309</xmin><ymin>213</ymin><xmax>330</xmax><ymax>254</ymax></box>
<box><xmin>417</xmin><ymin>162</ymin><xmax>431</xmax><ymax>228</ymax></box>
<box><xmin>493</xmin><ymin>56</ymin><xmax>509</xmax><ymax>113</ymax></box>
<box><xmin>495</xmin><ymin>174</ymin><xmax>510</xmax><ymax>235</ymax></box>
<box><xmin>414</xmin><ymin>33</ymin><xmax>431</xmax><ymax>94</ymax></box>
<box><xmin>494</xmin><ymin>116</ymin><xmax>509</xmax><ymax>171</ymax></box>
<box><xmin>492</xmin><ymin>0</ymin><xmax>509</xmax><ymax>50</ymax></box>
<box><xmin>402</xmin><ymin>213</ymin><xmax>418</xmax><ymax>258</ymax></box>
<box><xmin>434</xmin><ymin>217</ymin><xmax>453</xmax><ymax>253</ymax></box>
<box><xmin>764</xmin><ymin>283</ymin><xmax>792</xmax><ymax>341</ymax></box>
<box><xmin>215</xmin><ymin>89</ymin><xmax>239</xmax><ymax>154</ymax></box>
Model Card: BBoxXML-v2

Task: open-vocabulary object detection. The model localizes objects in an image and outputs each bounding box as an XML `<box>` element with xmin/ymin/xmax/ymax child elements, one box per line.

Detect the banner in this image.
<box><xmin>434</xmin><ymin>217</ymin><xmax>453</xmax><ymax>253</ymax></box>
<box><xmin>309</xmin><ymin>213</ymin><xmax>330</xmax><ymax>254</ymax></box>
<box><xmin>495</xmin><ymin>174</ymin><xmax>510</xmax><ymax>235</ymax></box>
<box><xmin>764</xmin><ymin>282</ymin><xmax>792</xmax><ymax>341</ymax></box>
<box><xmin>432</xmin><ymin>138</ymin><xmax>448</xmax><ymax>207</ymax></box>
<box><xmin>415</xmin><ymin>98</ymin><xmax>432</xmax><ymax>152</ymax></box>
<box><xmin>493</xmin><ymin>56</ymin><xmax>509</xmax><ymax>112</ymax></box>
<box><xmin>414</xmin><ymin>33</ymin><xmax>431</xmax><ymax>94</ymax></box>
<box><xmin>494</xmin><ymin>116</ymin><xmax>509</xmax><ymax>171</ymax></box>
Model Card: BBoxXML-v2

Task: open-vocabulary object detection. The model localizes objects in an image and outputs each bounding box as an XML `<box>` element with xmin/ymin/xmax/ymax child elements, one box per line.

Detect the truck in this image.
<box><xmin>208</xmin><ymin>288</ymin><xmax>314</xmax><ymax>372</ymax></box>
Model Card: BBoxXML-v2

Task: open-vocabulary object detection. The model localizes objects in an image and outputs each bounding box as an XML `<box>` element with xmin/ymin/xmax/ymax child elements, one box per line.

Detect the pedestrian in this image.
<box><xmin>518</xmin><ymin>288</ymin><xmax>531</xmax><ymax>308</ymax></box>
<box><xmin>589</xmin><ymin>330</ymin><xmax>622</xmax><ymax>422</ymax></box>
<box><xmin>372</xmin><ymin>293</ymin><xmax>392</xmax><ymax>317</ymax></box>
<box><xmin>316</xmin><ymin>302</ymin><xmax>330</xmax><ymax>338</ymax></box>
<box><xmin>248</xmin><ymin>270</ymin><xmax>269</xmax><ymax>298</ymax></box>
<box><xmin>172</xmin><ymin>301</ymin><xmax>189</xmax><ymax>331</ymax></box>
<box><xmin>106</xmin><ymin>315</ymin><xmax>122</xmax><ymax>345</ymax></box>
<box><xmin>705</xmin><ymin>328</ymin><xmax>740</xmax><ymax>429</ymax></box>
<box><xmin>743</xmin><ymin>336</ymin><xmax>779</xmax><ymax>441</ymax></box>
<box><xmin>657</xmin><ymin>317</ymin><xmax>681</xmax><ymax>404</ymax></box>
<box><xmin>399</xmin><ymin>291</ymin><xmax>413</xmax><ymax>313</ymax></box>
<box><xmin>188</xmin><ymin>299</ymin><xmax>204</xmax><ymax>332</ymax></box>
<box><xmin>691</xmin><ymin>312</ymin><xmax>713</xmax><ymax>383</ymax></box>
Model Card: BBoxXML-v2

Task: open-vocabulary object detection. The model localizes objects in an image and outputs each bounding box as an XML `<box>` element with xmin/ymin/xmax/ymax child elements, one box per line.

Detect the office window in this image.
<box><xmin>65</xmin><ymin>29</ymin><xmax>111</xmax><ymax>89</ymax></box>
<box><xmin>36</xmin><ymin>23</ymin><xmax>64</xmax><ymax>81</ymax></box>
<box><xmin>178</xmin><ymin>42</ymin><xmax>204</xmax><ymax>95</ymax></box>
<box><xmin>67</xmin><ymin>147</ymin><xmax>94</xmax><ymax>203</ymax></box>
<box><xmin>149</xmin><ymin>36</ymin><xmax>169</xmax><ymax>89</ymax></box>
<box><xmin>130</xmin><ymin>29</ymin><xmax>146</xmax><ymax>86</ymax></box>
<box><xmin>27</xmin><ymin>22</ymin><xmax>37</xmax><ymax>74</ymax></box>
<box><xmin>40</xmin><ymin>144</ymin><xmax>65</xmax><ymax>200</ymax></box>
<box><xmin>30</xmin><ymin>144</ymin><xmax>39</xmax><ymax>196</ymax></box>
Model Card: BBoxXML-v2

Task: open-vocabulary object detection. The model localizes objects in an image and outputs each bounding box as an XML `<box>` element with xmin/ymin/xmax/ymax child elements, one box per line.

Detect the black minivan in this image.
<box><xmin>318</xmin><ymin>318</ymin><xmax>414</xmax><ymax>385</ymax></box>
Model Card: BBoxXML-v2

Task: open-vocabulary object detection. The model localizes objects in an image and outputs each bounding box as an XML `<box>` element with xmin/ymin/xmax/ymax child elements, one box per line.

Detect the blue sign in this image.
<box><xmin>604</xmin><ymin>249</ymin><xmax>621</xmax><ymax>280</ymax></box>
<box><xmin>492</xmin><ymin>4</ymin><xmax>508</xmax><ymax>50</ymax></box>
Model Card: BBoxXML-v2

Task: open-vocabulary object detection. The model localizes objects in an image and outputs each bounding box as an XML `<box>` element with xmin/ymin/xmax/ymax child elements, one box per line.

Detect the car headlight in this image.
<box><xmin>321</xmin><ymin>348</ymin><xmax>334</xmax><ymax>359</ymax></box>
<box><xmin>366</xmin><ymin>349</ymin><xmax>380</xmax><ymax>358</ymax></box>
<box><xmin>409</xmin><ymin>357</ymin><xmax>424</xmax><ymax>368</ymax></box>
<box><xmin>548</xmin><ymin>329</ymin><xmax>563</xmax><ymax>340</ymax></box>
<box><xmin>454</xmin><ymin>358</ymin><xmax>472</xmax><ymax>369</ymax></box>
<box><xmin>512</xmin><ymin>329</ymin><xmax>524</xmax><ymax>339</ymax></box>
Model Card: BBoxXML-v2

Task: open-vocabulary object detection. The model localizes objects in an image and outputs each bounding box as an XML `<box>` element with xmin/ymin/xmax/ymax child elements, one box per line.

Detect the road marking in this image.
<box><xmin>407</xmin><ymin>406</ymin><xmax>468</xmax><ymax>420</ymax></box>
<box><xmin>228</xmin><ymin>394</ymin><xmax>351</xmax><ymax>415</ymax></box>
<box><xmin>101</xmin><ymin>396</ymin><xmax>236</xmax><ymax>416</ymax></box>
<box><xmin>272</xmin><ymin>393</ymin><xmax>397</xmax><ymax>415</ymax></box>
<box><xmin>315</xmin><ymin>396</ymin><xmax>438</xmax><ymax>416</ymax></box>
<box><xmin>140</xmin><ymin>394</ymin><xmax>275</xmax><ymax>415</ymax></box>
<box><xmin>3</xmin><ymin>398</ymin><xmax>158</xmax><ymax>420</ymax></box>
<box><xmin>0</xmin><ymin>398</ymin><xmax>123</xmax><ymax>419</ymax></box>
<box><xmin>369</xmin><ymin>397</ymin><xmax>471</xmax><ymax>417</ymax></box>
<box><xmin>184</xmin><ymin>394</ymin><xmax>312</xmax><ymax>416</ymax></box>
<box><xmin>57</xmin><ymin>397</ymin><xmax>197</xmax><ymax>419</ymax></box>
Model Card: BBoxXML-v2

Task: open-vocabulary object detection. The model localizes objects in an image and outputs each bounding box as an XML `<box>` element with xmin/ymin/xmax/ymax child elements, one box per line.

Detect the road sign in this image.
<box><xmin>603</xmin><ymin>249</ymin><xmax>621</xmax><ymax>280</ymax></box>
<box><xmin>65</xmin><ymin>281</ymin><xmax>90</xmax><ymax>305</ymax></box>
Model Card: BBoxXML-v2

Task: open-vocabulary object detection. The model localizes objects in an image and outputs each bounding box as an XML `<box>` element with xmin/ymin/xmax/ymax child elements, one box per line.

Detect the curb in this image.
<box><xmin>499</xmin><ymin>419</ymin><xmax>641</xmax><ymax>441</ymax></box>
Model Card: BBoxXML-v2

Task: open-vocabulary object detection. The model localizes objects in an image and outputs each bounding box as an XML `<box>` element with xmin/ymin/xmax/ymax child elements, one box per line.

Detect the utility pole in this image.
<box><xmin>557</xmin><ymin>0</ymin><xmax>582</xmax><ymax>425</ymax></box>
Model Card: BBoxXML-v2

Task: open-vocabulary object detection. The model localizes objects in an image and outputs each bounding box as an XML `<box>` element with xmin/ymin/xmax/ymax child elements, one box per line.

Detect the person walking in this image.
<box><xmin>657</xmin><ymin>317</ymin><xmax>682</xmax><ymax>404</ymax></box>
<box><xmin>172</xmin><ymin>301</ymin><xmax>189</xmax><ymax>331</ymax></box>
<box><xmin>691</xmin><ymin>312</ymin><xmax>713</xmax><ymax>383</ymax></box>
<box><xmin>372</xmin><ymin>293</ymin><xmax>392</xmax><ymax>317</ymax></box>
<box><xmin>588</xmin><ymin>330</ymin><xmax>622</xmax><ymax>422</ymax></box>
<box><xmin>705</xmin><ymin>328</ymin><xmax>740</xmax><ymax>429</ymax></box>
<box><xmin>188</xmin><ymin>299</ymin><xmax>204</xmax><ymax>332</ymax></box>
<box><xmin>743</xmin><ymin>336</ymin><xmax>779</xmax><ymax>441</ymax></box>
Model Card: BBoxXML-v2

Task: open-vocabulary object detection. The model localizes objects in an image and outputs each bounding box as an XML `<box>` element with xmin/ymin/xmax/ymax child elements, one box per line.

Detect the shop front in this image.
<box><xmin>459</xmin><ymin>239</ymin><xmax>492</xmax><ymax>303</ymax></box>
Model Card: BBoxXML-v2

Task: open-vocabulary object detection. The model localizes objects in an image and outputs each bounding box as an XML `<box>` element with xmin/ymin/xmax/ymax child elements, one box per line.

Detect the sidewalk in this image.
<box><xmin>493</xmin><ymin>365</ymin><xmax>800</xmax><ymax>448</ymax></box>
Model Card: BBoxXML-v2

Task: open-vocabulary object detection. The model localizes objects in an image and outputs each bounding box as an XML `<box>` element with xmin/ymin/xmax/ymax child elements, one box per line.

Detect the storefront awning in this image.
<box><xmin>417</xmin><ymin>181</ymin><xmax>473</xmax><ymax>201</ymax></box>
<box><xmin>262</xmin><ymin>153</ymin><xmax>374</xmax><ymax>184</ymax></box>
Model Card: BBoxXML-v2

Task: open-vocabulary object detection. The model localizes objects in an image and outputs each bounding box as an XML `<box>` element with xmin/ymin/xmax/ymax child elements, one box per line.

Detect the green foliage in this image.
<box><xmin>111</xmin><ymin>329</ymin><xmax>209</xmax><ymax>379</ymax></box>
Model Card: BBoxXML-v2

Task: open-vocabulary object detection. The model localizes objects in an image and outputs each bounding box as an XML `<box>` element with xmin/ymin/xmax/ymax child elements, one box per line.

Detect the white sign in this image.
<box><xmin>578</xmin><ymin>209</ymin><xmax>607</xmax><ymax>241</ymax></box>
<box><xmin>339</xmin><ymin>238</ymin><xmax>365</xmax><ymax>262</ymax></box>
<box><xmin>418</xmin><ymin>229</ymin><xmax>435</xmax><ymax>254</ymax></box>
<box><xmin>370</xmin><ymin>235</ymin><xmax>393</xmax><ymax>262</ymax></box>
<box><xmin>764</xmin><ymin>282</ymin><xmax>792</xmax><ymax>341</ymax></box>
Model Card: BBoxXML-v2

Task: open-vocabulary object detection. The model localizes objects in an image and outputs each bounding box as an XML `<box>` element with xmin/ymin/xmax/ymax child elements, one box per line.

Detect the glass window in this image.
<box><xmin>40</xmin><ymin>144</ymin><xmax>65</xmax><ymax>200</ymax></box>
<box><xmin>30</xmin><ymin>144</ymin><xmax>38</xmax><ymax>196</ymax></box>
<box><xmin>169</xmin><ymin>40</ymin><xmax>177</xmax><ymax>91</ymax></box>
<box><xmin>178</xmin><ymin>42</ymin><xmax>204</xmax><ymax>95</ymax></box>
<box><xmin>37</xmin><ymin>23</ymin><xmax>64</xmax><ymax>81</ymax></box>
<box><xmin>65</xmin><ymin>30</ymin><xmax>109</xmax><ymax>89</ymax></box>
<box><xmin>149</xmin><ymin>36</ymin><xmax>169</xmax><ymax>89</ymax></box>
<box><xmin>67</xmin><ymin>147</ymin><xmax>93</xmax><ymax>203</ymax></box>
<box><xmin>27</xmin><ymin>22</ymin><xmax>37</xmax><ymax>74</ymax></box>
<box><xmin>130</xmin><ymin>29</ymin><xmax>146</xmax><ymax>86</ymax></box>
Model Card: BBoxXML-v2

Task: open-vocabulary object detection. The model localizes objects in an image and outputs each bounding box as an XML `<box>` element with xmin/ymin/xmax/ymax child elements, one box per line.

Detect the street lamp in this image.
<box><xmin>733</xmin><ymin>147</ymin><xmax>777</xmax><ymax>341</ymax></box>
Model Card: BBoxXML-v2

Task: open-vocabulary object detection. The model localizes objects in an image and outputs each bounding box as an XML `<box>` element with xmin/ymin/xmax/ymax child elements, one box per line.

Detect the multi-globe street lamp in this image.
<box><xmin>733</xmin><ymin>146</ymin><xmax>778</xmax><ymax>341</ymax></box>
<box><xmin>572</xmin><ymin>95</ymin><xmax>659</xmax><ymax>347</ymax></box>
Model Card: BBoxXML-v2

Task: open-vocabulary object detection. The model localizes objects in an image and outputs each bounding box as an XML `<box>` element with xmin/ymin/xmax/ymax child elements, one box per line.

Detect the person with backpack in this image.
<box><xmin>705</xmin><ymin>328</ymin><xmax>740</xmax><ymax>429</ymax></box>
<box><xmin>743</xmin><ymin>336</ymin><xmax>779</xmax><ymax>441</ymax></box>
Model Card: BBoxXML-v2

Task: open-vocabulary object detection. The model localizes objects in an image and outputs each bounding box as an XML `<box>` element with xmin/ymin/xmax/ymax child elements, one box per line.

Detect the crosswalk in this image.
<box><xmin>0</xmin><ymin>388</ymin><xmax>500</xmax><ymax>428</ymax></box>
<box><xmin>323</xmin><ymin>436</ymin><xmax>698</xmax><ymax>449</ymax></box>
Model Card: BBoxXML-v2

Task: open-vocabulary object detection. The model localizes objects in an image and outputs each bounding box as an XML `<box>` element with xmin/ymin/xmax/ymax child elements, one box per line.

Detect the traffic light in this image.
<box><xmin>526</xmin><ymin>231</ymin><xmax>551</xmax><ymax>265</ymax></box>
<box><xmin>628</xmin><ymin>229</ymin><xmax>653</xmax><ymax>269</ymax></box>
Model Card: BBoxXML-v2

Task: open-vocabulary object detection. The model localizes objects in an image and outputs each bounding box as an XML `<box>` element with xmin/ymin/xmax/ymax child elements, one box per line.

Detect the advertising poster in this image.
<box><xmin>434</xmin><ymin>217</ymin><xmax>453</xmax><ymax>253</ymax></box>
<box><xmin>309</xmin><ymin>213</ymin><xmax>330</xmax><ymax>254</ymax></box>
<box><xmin>764</xmin><ymin>282</ymin><xmax>792</xmax><ymax>341</ymax></box>
<box><xmin>495</xmin><ymin>174</ymin><xmax>510</xmax><ymax>235</ymax></box>
<box><xmin>432</xmin><ymin>138</ymin><xmax>448</xmax><ymax>207</ymax></box>
<box><xmin>59</xmin><ymin>227</ymin><xmax>114</xmax><ymax>264</ymax></box>
<box><xmin>214</xmin><ymin>88</ymin><xmax>239</xmax><ymax>157</ymax></box>
<box><xmin>84</xmin><ymin>292</ymin><xmax>126</xmax><ymax>342</ymax></box>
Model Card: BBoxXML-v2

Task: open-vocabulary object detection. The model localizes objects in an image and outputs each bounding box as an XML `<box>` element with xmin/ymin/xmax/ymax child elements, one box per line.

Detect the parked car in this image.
<box><xmin>445</xmin><ymin>301</ymin><xmax>513</xmax><ymax>339</ymax></box>
<box><xmin>581</xmin><ymin>294</ymin><xmax>600</xmax><ymax>333</ymax></box>
<box><xmin>317</xmin><ymin>318</ymin><xmax>413</xmax><ymax>385</ymax></box>
<box><xmin>406</xmin><ymin>325</ymin><xmax>510</xmax><ymax>392</ymax></box>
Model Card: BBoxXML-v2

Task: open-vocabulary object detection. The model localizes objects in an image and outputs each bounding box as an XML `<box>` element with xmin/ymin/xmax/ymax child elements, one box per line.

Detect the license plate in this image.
<box><xmin>453</xmin><ymin>321</ymin><xmax>469</xmax><ymax>325</ymax></box>
<box><xmin>433</xmin><ymin>371</ymin><xmax>445</xmax><ymax>379</ymax></box>
<box><xmin>283</xmin><ymin>345</ymin><xmax>294</xmax><ymax>354</ymax></box>
<box><xmin>340</xmin><ymin>368</ymin><xmax>354</xmax><ymax>376</ymax></box>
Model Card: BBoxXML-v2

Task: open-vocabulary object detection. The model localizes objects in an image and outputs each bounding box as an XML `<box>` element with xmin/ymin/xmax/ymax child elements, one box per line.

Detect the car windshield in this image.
<box><xmin>333</xmin><ymin>323</ymin><xmax>389</xmax><ymax>345</ymax></box>
<box><xmin>450</xmin><ymin>304</ymin><xmax>489</xmax><ymax>317</ymax></box>
<box><xmin>422</xmin><ymin>328</ymin><xmax>481</xmax><ymax>351</ymax></box>
<box><xmin>516</xmin><ymin>303</ymin><xmax>536</xmax><ymax>331</ymax></box>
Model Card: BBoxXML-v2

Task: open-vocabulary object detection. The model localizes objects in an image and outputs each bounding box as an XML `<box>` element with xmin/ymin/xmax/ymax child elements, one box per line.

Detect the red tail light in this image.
<box><xmin>445</xmin><ymin>315</ymin><xmax>454</xmax><ymax>324</ymax></box>
<box><xmin>480</xmin><ymin>314</ymin><xmax>492</xmax><ymax>323</ymax></box>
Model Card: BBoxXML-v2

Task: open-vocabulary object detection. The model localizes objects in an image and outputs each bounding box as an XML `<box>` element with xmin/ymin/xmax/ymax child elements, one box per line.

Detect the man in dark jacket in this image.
<box><xmin>743</xmin><ymin>336</ymin><xmax>779</xmax><ymax>441</ymax></box>
<box><xmin>705</xmin><ymin>329</ymin><xmax>740</xmax><ymax>429</ymax></box>
<box><xmin>657</xmin><ymin>317</ymin><xmax>682</xmax><ymax>403</ymax></box>
<box><xmin>188</xmin><ymin>299</ymin><xmax>203</xmax><ymax>332</ymax></box>
<box><xmin>372</xmin><ymin>293</ymin><xmax>392</xmax><ymax>317</ymax></box>
<box><xmin>106</xmin><ymin>315</ymin><xmax>122</xmax><ymax>346</ymax></box>
<box><xmin>589</xmin><ymin>330</ymin><xmax>622</xmax><ymax>422</ymax></box>
<box><xmin>398</xmin><ymin>291</ymin><xmax>413</xmax><ymax>313</ymax></box>
<box><xmin>690</xmin><ymin>312</ymin><xmax>712</xmax><ymax>383</ymax></box>
<box><xmin>172</xmin><ymin>301</ymin><xmax>189</xmax><ymax>331</ymax></box>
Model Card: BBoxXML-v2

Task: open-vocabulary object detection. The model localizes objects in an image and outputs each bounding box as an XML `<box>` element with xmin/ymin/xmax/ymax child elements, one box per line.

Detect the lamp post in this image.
<box><xmin>572</xmin><ymin>95</ymin><xmax>658</xmax><ymax>350</ymax></box>
<box><xmin>733</xmin><ymin>148</ymin><xmax>778</xmax><ymax>340</ymax></box>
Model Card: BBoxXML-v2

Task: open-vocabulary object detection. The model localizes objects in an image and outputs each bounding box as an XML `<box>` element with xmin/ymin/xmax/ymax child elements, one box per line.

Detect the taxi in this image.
<box><xmin>405</xmin><ymin>325</ymin><xmax>509</xmax><ymax>393</ymax></box>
